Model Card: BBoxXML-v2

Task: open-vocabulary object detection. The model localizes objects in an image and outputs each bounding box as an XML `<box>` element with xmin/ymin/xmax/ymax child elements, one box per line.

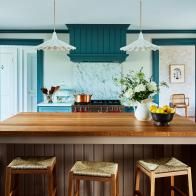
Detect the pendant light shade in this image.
<box><xmin>120</xmin><ymin>32</ymin><xmax>159</xmax><ymax>52</ymax></box>
<box><xmin>120</xmin><ymin>0</ymin><xmax>159</xmax><ymax>52</ymax></box>
<box><xmin>36</xmin><ymin>0</ymin><xmax>76</xmax><ymax>51</ymax></box>
<box><xmin>36</xmin><ymin>32</ymin><xmax>76</xmax><ymax>51</ymax></box>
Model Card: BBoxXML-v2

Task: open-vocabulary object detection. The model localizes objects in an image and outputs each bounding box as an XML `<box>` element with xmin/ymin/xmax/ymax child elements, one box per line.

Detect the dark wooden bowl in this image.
<box><xmin>151</xmin><ymin>112</ymin><xmax>175</xmax><ymax>126</ymax></box>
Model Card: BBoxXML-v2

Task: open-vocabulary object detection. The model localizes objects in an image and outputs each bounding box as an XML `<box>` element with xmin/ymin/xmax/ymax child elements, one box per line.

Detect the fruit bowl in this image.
<box><xmin>151</xmin><ymin>112</ymin><xmax>175</xmax><ymax>126</ymax></box>
<box><xmin>149</xmin><ymin>105</ymin><xmax>175</xmax><ymax>126</ymax></box>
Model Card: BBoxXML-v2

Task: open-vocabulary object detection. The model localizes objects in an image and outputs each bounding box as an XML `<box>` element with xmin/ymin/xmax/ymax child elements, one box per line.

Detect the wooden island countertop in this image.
<box><xmin>0</xmin><ymin>112</ymin><xmax>195</xmax><ymax>144</ymax></box>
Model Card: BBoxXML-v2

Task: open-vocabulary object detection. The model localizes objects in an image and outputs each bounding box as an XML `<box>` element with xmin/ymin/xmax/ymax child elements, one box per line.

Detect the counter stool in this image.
<box><xmin>68</xmin><ymin>161</ymin><xmax>119</xmax><ymax>196</ymax></box>
<box><xmin>5</xmin><ymin>156</ymin><xmax>57</xmax><ymax>196</ymax></box>
<box><xmin>134</xmin><ymin>157</ymin><xmax>193</xmax><ymax>196</ymax></box>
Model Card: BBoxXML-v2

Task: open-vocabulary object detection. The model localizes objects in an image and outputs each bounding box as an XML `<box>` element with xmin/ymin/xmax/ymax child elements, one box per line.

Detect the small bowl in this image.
<box><xmin>151</xmin><ymin>112</ymin><xmax>175</xmax><ymax>126</ymax></box>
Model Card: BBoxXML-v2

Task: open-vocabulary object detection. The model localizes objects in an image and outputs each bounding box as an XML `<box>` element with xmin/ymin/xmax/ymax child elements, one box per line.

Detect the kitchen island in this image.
<box><xmin>0</xmin><ymin>112</ymin><xmax>196</xmax><ymax>196</ymax></box>
<box><xmin>0</xmin><ymin>112</ymin><xmax>196</xmax><ymax>144</ymax></box>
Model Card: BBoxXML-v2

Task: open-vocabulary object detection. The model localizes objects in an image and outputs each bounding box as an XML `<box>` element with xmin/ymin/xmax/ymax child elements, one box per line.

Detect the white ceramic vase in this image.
<box><xmin>134</xmin><ymin>102</ymin><xmax>151</xmax><ymax>121</ymax></box>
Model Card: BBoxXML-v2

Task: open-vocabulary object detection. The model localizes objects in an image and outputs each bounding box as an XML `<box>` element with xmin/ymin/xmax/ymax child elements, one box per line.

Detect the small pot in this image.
<box><xmin>74</xmin><ymin>93</ymin><xmax>92</xmax><ymax>103</ymax></box>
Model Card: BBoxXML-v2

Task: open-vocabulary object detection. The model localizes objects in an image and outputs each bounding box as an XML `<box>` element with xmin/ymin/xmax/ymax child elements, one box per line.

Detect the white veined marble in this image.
<box><xmin>73</xmin><ymin>63</ymin><xmax>121</xmax><ymax>100</ymax></box>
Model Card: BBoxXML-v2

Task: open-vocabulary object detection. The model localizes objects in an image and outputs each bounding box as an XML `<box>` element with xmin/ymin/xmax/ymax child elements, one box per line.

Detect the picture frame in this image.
<box><xmin>169</xmin><ymin>64</ymin><xmax>185</xmax><ymax>83</ymax></box>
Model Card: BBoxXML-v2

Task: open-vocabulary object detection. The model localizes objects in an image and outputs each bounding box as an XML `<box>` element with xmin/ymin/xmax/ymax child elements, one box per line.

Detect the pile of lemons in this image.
<box><xmin>149</xmin><ymin>105</ymin><xmax>175</xmax><ymax>114</ymax></box>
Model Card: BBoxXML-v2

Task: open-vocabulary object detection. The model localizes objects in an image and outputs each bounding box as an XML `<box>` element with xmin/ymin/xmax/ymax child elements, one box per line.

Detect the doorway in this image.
<box><xmin>0</xmin><ymin>39</ymin><xmax>43</xmax><ymax>120</ymax></box>
<box><xmin>0</xmin><ymin>47</ymin><xmax>17</xmax><ymax>120</ymax></box>
<box><xmin>152</xmin><ymin>38</ymin><xmax>196</xmax><ymax>122</ymax></box>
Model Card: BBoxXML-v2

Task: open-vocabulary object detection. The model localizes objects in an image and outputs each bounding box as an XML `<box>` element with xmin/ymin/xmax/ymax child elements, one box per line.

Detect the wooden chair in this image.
<box><xmin>134</xmin><ymin>157</ymin><xmax>193</xmax><ymax>196</ymax></box>
<box><xmin>171</xmin><ymin>94</ymin><xmax>189</xmax><ymax>117</ymax></box>
<box><xmin>5</xmin><ymin>156</ymin><xmax>57</xmax><ymax>196</ymax></box>
<box><xmin>68</xmin><ymin>161</ymin><xmax>119</xmax><ymax>196</ymax></box>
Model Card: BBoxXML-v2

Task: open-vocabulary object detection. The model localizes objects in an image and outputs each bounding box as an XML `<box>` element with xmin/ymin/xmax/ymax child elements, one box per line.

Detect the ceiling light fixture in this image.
<box><xmin>36</xmin><ymin>0</ymin><xmax>76</xmax><ymax>51</ymax></box>
<box><xmin>120</xmin><ymin>0</ymin><xmax>160</xmax><ymax>52</ymax></box>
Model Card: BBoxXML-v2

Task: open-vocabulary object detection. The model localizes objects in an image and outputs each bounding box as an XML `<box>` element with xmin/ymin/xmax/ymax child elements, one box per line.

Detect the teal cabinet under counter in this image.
<box><xmin>37</xmin><ymin>102</ymin><xmax>73</xmax><ymax>112</ymax></box>
<box><xmin>38</xmin><ymin>106</ymin><xmax>72</xmax><ymax>112</ymax></box>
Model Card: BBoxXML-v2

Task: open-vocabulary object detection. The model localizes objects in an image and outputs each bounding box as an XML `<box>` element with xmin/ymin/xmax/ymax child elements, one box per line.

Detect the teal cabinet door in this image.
<box><xmin>38</xmin><ymin>106</ymin><xmax>72</xmax><ymax>112</ymax></box>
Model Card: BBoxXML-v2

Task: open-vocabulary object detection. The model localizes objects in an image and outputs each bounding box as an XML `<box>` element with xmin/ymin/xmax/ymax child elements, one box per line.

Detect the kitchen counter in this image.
<box><xmin>0</xmin><ymin>112</ymin><xmax>196</xmax><ymax>144</ymax></box>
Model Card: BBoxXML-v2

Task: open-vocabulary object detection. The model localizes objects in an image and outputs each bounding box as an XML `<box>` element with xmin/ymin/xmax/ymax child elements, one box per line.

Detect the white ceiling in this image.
<box><xmin>0</xmin><ymin>0</ymin><xmax>196</xmax><ymax>30</ymax></box>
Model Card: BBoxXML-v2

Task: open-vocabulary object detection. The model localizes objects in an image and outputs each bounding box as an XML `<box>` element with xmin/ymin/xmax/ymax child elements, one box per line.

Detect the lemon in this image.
<box><xmin>170</xmin><ymin>108</ymin><xmax>175</xmax><ymax>113</ymax></box>
<box><xmin>163</xmin><ymin>105</ymin><xmax>169</xmax><ymax>109</ymax></box>
<box><xmin>151</xmin><ymin>109</ymin><xmax>157</xmax><ymax>113</ymax></box>
<box><xmin>149</xmin><ymin>105</ymin><xmax>157</xmax><ymax>112</ymax></box>
<box><xmin>156</xmin><ymin>108</ymin><xmax>164</xmax><ymax>113</ymax></box>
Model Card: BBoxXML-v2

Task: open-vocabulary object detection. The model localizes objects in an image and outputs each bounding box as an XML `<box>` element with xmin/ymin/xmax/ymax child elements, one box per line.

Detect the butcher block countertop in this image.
<box><xmin>0</xmin><ymin>112</ymin><xmax>195</xmax><ymax>138</ymax></box>
<box><xmin>0</xmin><ymin>112</ymin><xmax>196</xmax><ymax>144</ymax></box>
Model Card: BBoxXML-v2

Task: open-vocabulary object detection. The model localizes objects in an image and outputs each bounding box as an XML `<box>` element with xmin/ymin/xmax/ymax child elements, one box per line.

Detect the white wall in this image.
<box><xmin>159</xmin><ymin>46</ymin><xmax>195</xmax><ymax>116</ymax></box>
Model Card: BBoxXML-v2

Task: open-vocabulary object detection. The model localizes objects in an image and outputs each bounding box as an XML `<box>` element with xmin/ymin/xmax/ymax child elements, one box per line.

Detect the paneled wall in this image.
<box><xmin>0</xmin><ymin>144</ymin><xmax>195</xmax><ymax>196</ymax></box>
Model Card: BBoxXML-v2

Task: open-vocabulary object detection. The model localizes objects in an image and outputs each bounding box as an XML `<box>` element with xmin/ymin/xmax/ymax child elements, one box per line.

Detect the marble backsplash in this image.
<box><xmin>73</xmin><ymin>63</ymin><xmax>121</xmax><ymax>100</ymax></box>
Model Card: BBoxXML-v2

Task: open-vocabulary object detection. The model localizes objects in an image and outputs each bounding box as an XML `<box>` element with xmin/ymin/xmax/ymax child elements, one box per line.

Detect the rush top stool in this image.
<box><xmin>68</xmin><ymin>161</ymin><xmax>119</xmax><ymax>196</ymax></box>
<box><xmin>134</xmin><ymin>157</ymin><xmax>193</xmax><ymax>196</ymax></box>
<box><xmin>5</xmin><ymin>156</ymin><xmax>57</xmax><ymax>196</ymax></box>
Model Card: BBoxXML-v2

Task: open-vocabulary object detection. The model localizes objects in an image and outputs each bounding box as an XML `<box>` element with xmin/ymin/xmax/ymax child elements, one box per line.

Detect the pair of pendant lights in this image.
<box><xmin>36</xmin><ymin>0</ymin><xmax>159</xmax><ymax>52</ymax></box>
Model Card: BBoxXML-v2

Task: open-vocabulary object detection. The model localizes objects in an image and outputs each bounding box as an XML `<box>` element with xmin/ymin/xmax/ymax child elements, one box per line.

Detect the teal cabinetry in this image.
<box><xmin>38</xmin><ymin>106</ymin><xmax>72</xmax><ymax>112</ymax></box>
<box><xmin>67</xmin><ymin>24</ymin><xmax>129</xmax><ymax>62</ymax></box>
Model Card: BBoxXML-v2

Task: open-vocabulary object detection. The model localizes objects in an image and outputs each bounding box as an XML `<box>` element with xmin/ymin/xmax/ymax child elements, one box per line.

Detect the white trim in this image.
<box><xmin>18</xmin><ymin>48</ymin><xmax>23</xmax><ymax>112</ymax></box>
<box><xmin>13</xmin><ymin>49</ymin><xmax>18</xmax><ymax>115</ymax></box>
<box><xmin>23</xmin><ymin>49</ymin><xmax>28</xmax><ymax>112</ymax></box>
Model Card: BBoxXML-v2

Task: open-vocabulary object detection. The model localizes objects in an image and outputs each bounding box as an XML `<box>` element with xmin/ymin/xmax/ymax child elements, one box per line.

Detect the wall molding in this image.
<box><xmin>127</xmin><ymin>30</ymin><xmax>196</xmax><ymax>34</ymax></box>
<box><xmin>0</xmin><ymin>30</ymin><xmax>69</xmax><ymax>33</ymax></box>
<box><xmin>152</xmin><ymin>38</ymin><xmax>196</xmax><ymax>122</ymax></box>
<box><xmin>0</xmin><ymin>29</ymin><xmax>196</xmax><ymax>34</ymax></box>
<box><xmin>0</xmin><ymin>39</ymin><xmax>44</xmax><ymax>104</ymax></box>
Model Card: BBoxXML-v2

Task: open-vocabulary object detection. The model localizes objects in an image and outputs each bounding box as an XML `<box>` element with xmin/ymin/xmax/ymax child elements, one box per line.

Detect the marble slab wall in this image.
<box><xmin>73</xmin><ymin>63</ymin><xmax>122</xmax><ymax>100</ymax></box>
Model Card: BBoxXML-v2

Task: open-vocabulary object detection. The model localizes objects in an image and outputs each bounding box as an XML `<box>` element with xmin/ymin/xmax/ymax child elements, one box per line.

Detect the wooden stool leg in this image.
<box><xmin>68</xmin><ymin>171</ymin><xmax>74</xmax><ymax>196</ymax></box>
<box><xmin>170</xmin><ymin>176</ymin><xmax>174</xmax><ymax>196</ymax></box>
<box><xmin>111</xmin><ymin>174</ymin><xmax>116</xmax><ymax>196</ymax></box>
<box><xmin>53</xmin><ymin>164</ymin><xmax>57</xmax><ymax>196</ymax></box>
<box><xmin>116</xmin><ymin>172</ymin><xmax>119</xmax><ymax>196</ymax></box>
<box><xmin>134</xmin><ymin>167</ymin><xmax>140</xmax><ymax>195</ymax></box>
<box><xmin>5</xmin><ymin>167</ymin><xmax>12</xmax><ymax>196</ymax></box>
<box><xmin>75</xmin><ymin>180</ymin><xmax>80</xmax><ymax>196</ymax></box>
<box><xmin>187</xmin><ymin>168</ymin><xmax>193</xmax><ymax>196</ymax></box>
<box><xmin>48</xmin><ymin>169</ymin><xmax>54</xmax><ymax>196</ymax></box>
<box><xmin>150</xmin><ymin>174</ymin><xmax>155</xmax><ymax>196</ymax></box>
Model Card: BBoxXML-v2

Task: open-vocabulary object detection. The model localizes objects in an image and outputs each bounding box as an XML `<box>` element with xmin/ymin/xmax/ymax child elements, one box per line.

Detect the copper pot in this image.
<box><xmin>74</xmin><ymin>93</ymin><xmax>92</xmax><ymax>103</ymax></box>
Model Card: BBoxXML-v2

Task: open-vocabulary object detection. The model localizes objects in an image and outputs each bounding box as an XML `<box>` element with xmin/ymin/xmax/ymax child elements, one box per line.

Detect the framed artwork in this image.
<box><xmin>169</xmin><ymin>64</ymin><xmax>185</xmax><ymax>83</ymax></box>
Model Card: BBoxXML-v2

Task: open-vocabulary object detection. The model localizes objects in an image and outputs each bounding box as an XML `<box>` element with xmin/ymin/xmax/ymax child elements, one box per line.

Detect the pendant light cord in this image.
<box><xmin>140</xmin><ymin>0</ymin><xmax>142</xmax><ymax>32</ymax></box>
<box><xmin>53</xmin><ymin>0</ymin><xmax>56</xmax><ymax>32</ymax></box>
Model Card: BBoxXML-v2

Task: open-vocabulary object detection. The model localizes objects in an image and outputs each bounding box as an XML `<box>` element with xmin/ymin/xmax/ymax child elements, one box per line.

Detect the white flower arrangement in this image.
<box><xmin>114</xmin><ymin>68</ymin><xmax>168</xmax><ymax>106</ymax></box>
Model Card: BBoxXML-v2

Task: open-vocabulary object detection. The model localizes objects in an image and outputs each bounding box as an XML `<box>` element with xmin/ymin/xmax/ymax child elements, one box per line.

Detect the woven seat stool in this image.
<box><xmin>68</xmin><ymin>161</ymin><xmax>119</xmax><ymax>196</ymax></box>
<box><xmin>5</xmin><ymin>156</ymin><xmax>57</xmax><ymax>196</ymax></box>
<box><xmin>134</xmin><ymin>157</ymin><xmax>193</xmax><ymax>196</ymax></box>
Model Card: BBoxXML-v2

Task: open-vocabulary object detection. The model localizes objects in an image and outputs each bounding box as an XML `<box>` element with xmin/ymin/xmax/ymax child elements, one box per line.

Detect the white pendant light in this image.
<box><xmin>120</xmin><ymin>0</ymin><xmax>160</xmax><ymax>52</ymax></box>
<box><xmin>36</xmin><ymin>0</ymin><xmax>76</xmax><ymax>51</ymax></box>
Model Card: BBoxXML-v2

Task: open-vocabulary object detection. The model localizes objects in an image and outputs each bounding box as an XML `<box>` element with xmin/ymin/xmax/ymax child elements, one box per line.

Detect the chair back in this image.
<box><xmin>171</xmin><ymin>94</ymin><xmax>186</xmax><ymax>105</ymax></box>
